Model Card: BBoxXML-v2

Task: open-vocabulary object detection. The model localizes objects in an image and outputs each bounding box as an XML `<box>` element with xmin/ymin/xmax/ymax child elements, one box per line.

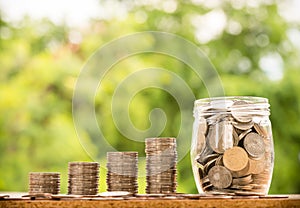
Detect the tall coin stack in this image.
<box><xmin>106</xmin><ymin>152</ymin><xmax>138</xmax><ymax>194</ymax></box>
<box><xmin>28</xmin><ymin>172</ymin><xmax>60</xmax><ymax>194</ymax></box>
<box><xmin>68</xmin><ymin>162</ymin><xmax>99</xmax><ymax>195</ymax></box>
<box><xmin>145</xmin><ymin>137</ymin><xmax>177</xmax><ymax>194</ymax></box>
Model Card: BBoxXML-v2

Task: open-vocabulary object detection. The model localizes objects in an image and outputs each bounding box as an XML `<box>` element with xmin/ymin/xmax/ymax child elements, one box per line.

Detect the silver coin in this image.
<box><xmin>238</xmin><ymin>129</ymin><xmax>252</xmax><ymax>140</ymax></box>
<box><xmin>244</xmin><ymin>132</ymin><xmax>265</xmax><ymax>159</ymax></box>
<box><xmin>203</xmin><ymin>157</ymin><xmax>217</xmax><ymax>174</ymax></box>
<box><xmin>29</xmin><ymin>172</ymin><xmax>60</xmax><ymax>176</ymax></box>
<box><xmin>233</xmin><ymin>128</ymin><xmax>240</xmax><ymax>146</ymax></box>
<box><xmin>230</xmin><ymin>100</ymin><xmax>253</xmax><ymax>123</ymax></box>
<box><xmin>68</xmin><ymin>162</ymin><xmax>99</xmax><ymax>165</ymax></box>
<box><xmin>208</xmin><ymin>166</ymin><xmax>232</xmax><ymax>189</ymax></box>
<box><xmin>232</xmin><ymin>121</ymin><xmax>254</xmax><ymax>131</ymax></box>
<box><xmin>207</xmin><ymin>120</ymin><xmax>234</xmax><ymax>153</ymax></box>
<box><xmin>198</xmin><ymin>117</ymin><xmax>208</xmax><ymax>135</ymax></box>
<box><xmin>253</xmin><ymin>123</ymin><xmax>268</xmax><ymax>137</ymax></box>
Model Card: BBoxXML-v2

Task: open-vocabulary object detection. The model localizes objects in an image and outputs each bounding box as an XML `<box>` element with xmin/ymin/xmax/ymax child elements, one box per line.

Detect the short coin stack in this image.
<box><xmin>68</xmin><ymin>162</ymin><xmax>99</xmax><ymax>195</ymax></box>
<box><xmin>145</xmin><ymin>137</ymin><xmax>177</xmax><ymax>194</ymax></box>
<box><xmin>106</xmin><ymin>152</ymin><xmax>138</xmax><ymax>194</ymax></box>
<box><xmin>28</xmin><ymin>172</ymin><xmax>60</xmax><ymax>194</ymax></box>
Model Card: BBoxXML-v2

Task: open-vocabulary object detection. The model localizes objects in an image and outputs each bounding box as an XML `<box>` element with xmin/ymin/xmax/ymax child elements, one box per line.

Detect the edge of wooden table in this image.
<box><xmin>1</xmin><ymin>195</ymin><xmax>299</xmax><ymax>208</ymax></box>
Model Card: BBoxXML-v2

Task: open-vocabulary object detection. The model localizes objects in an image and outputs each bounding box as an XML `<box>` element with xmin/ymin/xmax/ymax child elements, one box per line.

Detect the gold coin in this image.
<box><xmin>208</xmin><ymin>166</ymin><xmax>232</xmax><ymax>189</ymax></box>
<box><xmin>231</xmin><ymin>162</ymin><xmax>250</xmax><ymax>178</ymax></box>
<box><xmin>249</xmin><ymin>157</ymin><xmax>266</xmax><ymax>174</ymax></box>
<box><xmin>223</xmin><ymin>147</ymin><xmax>249</xmax><ymax>172</ymax></box>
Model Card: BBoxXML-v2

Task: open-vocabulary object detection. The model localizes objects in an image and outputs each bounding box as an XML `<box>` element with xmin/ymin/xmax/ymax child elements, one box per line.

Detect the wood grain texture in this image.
<box><xmin>1</xmin><ymin>195</ymin><xmax>300</xmax><ymax>208</ymax></box>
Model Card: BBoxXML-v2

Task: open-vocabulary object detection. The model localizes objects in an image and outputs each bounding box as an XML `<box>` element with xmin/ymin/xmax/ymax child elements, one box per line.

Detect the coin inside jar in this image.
<box><xmin>208</xmin><ymin>166</ymin><xmax>232</xmax><ymax>189</ymax></box>
<box><xmin>233</xmin><ymin>129</ymin><xmax>239</xmax><ymax>146</ymax></box>
<box><xmin>198</xmin><ymin>117</ymin><xmax>208</xmax><ymax>134</ymax></box>
<box><xmin>207</xmin><ymin>120</ymin><xmax>234</xmax><ymax>154</ymax></box>
<box><xmin>238</xmin><ymin>129</ymin><xmax>252</xmax><ymax>140</ymax></box>
<box><xmin>231</xmin><ymin>100</ymin><xmax>253</xmax><ymax>123</ymax></box>
<box><xmin>232</xmin><ymin>121</ymin><xmax>254</xmax><ymax>131</ymax></box>
<box><xmin>243</xmin><ymin>132</ymin><xmax>265</xmax><ymax>159</ymax></box>
<box><xmin>230</xmin><ymin>162</ymin><xmax>250</xmax><ymax>178</ymax></box>
<box><xmin>249</xmin><ymin>157</ymin><xmax>266</xmax><ymax>174</ymax></box>
<box><xmin>232</xmin><ymin>175</ymin><xmax>253</xmax><ymax>186</ymax></box>
<box><xmin>223</xmin><ymin>147</ymin><xmax>249</xmax><ymax>172</ymax></box>
<box><xmin>253</xmin><ymin>123</ymin><xmax>268</xmax><ymax>137</ymax></box>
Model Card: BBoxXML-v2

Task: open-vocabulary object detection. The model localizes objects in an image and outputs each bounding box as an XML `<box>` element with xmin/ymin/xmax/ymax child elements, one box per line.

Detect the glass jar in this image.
<box><xmin>191</xmin><ymin>96</ymin><xmax>274</xmax><ymax>195</ymax></box>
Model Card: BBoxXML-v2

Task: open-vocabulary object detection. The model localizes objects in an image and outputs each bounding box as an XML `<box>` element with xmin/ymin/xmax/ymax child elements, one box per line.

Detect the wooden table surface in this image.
<box><xmin>1</xmin><ymin>194</ymin><xmax>300</xmax><ymax>208</ymax></box>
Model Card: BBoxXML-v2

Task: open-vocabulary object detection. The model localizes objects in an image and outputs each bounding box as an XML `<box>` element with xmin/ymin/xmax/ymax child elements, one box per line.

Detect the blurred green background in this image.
<box><xmin>0</xmin><ymin>0</ymin><xmax>299</xmax><ymax>194</ymax></box>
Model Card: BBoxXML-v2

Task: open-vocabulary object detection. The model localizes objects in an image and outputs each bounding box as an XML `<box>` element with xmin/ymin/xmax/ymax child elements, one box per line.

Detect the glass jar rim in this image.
<box><xmin>194</xmin><ymin>96</ymin><xmax>268</xmax><ymax>106</ymax></box>
<box><xmin>193</xmin><ymin>96</ymin><xmax>270</xmax><ymax>117</ymax></box>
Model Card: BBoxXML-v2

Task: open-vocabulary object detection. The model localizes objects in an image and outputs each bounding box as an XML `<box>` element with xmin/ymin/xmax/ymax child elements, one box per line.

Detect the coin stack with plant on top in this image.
<box><xmin>68</xmin><ymin>162</ymin><xmax>99</xmax><ymax>195</ymax></box>
<box><xmin>106</xmin><ymin>152</ymin><xmax>138</xmax><ymax>194</ymax></box>
<box><xmin>145</xmin><ymin>137</ymin><xmax>177</xmax><ymax>194</ymax></box>
<box><xmin>191</xmin><ymin>97</ymin><xmax>274</xmax><ymax>195</ymax></box>
<box><xmin>28</xmin><ymin>172</ymin><xmax>60</xmax><ymax>195</ymax></box>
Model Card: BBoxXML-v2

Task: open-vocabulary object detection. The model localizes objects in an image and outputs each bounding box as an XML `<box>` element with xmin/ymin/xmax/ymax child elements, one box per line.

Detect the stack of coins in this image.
<box><xmin>68</xmin><ymin>162</ymin><xmax>99</xmax><ymax>195</ymax></box>
<box><xmin>28</xmin><ymin>172</ymin><xmax>60</xmax><ymax>194</ymax></box>
<box><xmin>145</xmin><ymin>137</ymin><xmax>177</xmax><ymax>194</ymax></box>
<box><xmin>106</xmin><ymin>152</ymin><xmax>138</xmax><ymax>194</ymax></box>
<box><xmin>194</xmin><ymin>99</ymin><xmax>273</xmax><ymax>195</ymax></box>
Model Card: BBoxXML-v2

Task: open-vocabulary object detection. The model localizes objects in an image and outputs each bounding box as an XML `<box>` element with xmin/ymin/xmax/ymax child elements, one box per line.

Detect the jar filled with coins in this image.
<box><xmin>191</xmin><ymin>96</ymin><xmax>274</xmax><ymax>195</ymax></box>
